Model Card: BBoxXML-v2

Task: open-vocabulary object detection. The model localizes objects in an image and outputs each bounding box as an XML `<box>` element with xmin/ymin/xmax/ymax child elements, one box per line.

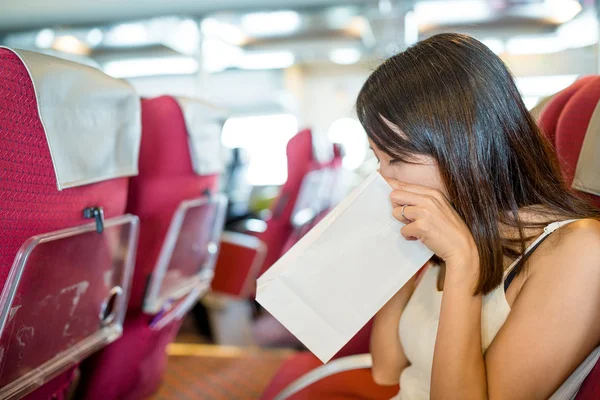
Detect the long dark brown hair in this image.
<box><xmin>356</xmin><ymin>33</ymin><xmax>600</xmax><ymax>294</ymax></box>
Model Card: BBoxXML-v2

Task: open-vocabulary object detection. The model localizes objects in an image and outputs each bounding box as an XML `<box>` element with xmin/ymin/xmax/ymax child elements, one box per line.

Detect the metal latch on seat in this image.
<box><xmin>84</xmin><ymin>207</ymin><xmax>105</xmax><ymax>233</ymax></box>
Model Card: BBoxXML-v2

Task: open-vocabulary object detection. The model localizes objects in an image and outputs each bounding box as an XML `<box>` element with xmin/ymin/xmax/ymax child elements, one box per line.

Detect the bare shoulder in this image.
<box><xmin>530</xmin><ymin>218</ymin><xmax>600</xmax><ymax>282</ymax></box>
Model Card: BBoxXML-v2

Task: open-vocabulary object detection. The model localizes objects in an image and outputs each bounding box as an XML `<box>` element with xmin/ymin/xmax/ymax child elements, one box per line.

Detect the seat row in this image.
<box><xmin>0</xmin><ymin>45</ymin><xmax>351</xmax><ymax>400</ymax></box>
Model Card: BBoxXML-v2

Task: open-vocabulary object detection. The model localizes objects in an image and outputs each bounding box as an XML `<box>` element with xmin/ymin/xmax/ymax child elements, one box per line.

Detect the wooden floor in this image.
<box><xmin>151</xmin><ymin>343</ymin><xmax>294</xmax><ymax>400</ymax></box>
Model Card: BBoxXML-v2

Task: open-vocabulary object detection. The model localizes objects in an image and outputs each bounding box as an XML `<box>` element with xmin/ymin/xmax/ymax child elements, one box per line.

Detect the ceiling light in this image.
<box><xmin>105</xmin><ymin>23</ymin><xmax>149</xmax><ymax>46</ymax></box>
<box><xmin>202</xmin><ymin>38</ymin><xmax>243</xmax><ymax>72</ymax></box>
<box><xmin>237</xmin><ymin>51</ymin><xmax>295</xmax><ymax>70</ymax></box>
<box><xmin>35</xmin><ymin>29</ymin><xmax>55</xmax><ymax>48</ymax></box>
<box><xmin>52</xmin><ymin>36</ymin><xmax>90</xmax><ymax>56</ymax></box>
<box><xmin>379</xmin><ymin>0</ymin><xmax>393</xmax><ymax>15</ymax></box>
<box><xmin>329</xmin><ymin>48</ymin><xmax>361</xmax><ymax>65</ymax></box>
<box><xmin>346</xmin><ymin>16</ymin><xmax>368</xmax><ymax>37</ymax></box>
<box><xmin>104</xmin><ymin>57</ymin><xmax>199</xmax><ymax>78</ymax></box>
<box><xmin>86</xmin><ymin>28</ymin><xmax>103</xmax><ymax>47</ymax></box>
<box><xmin>164</xmin><ymin>19</ymin><xmax>201</xmax><ymax>55</ymax></box>
<box><xmin>201</xmin><ymin>18</ymin><xmax>247</xmax><ymax>46</ymax></box>
<box><xmin>241</xmin><ymin>11</ymin><xmax>301</xmax><ymax>36</ymax></box>
<box><xmin>415</xmin><ymin>0</ymin><xmax>491</xmax><ymax>25</ymax></box>
<box><xmin>324</xmin><ymin>6</ymin><xmax>358</xmax><ymax>28</ymax></box>
<box><xmin>544</xmin><ymin>0</ymin><xmax>582</xmax><ymax>24</ymax></box>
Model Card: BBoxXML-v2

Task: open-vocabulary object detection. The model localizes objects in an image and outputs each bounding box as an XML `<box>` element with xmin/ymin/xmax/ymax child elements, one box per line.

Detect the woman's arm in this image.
<box><xmin>370</xmin><ymin>274</ymin><xmax>417</xmax><ymax>385</ymax></box>
<box><xmin>432</xmin><ymin>220</ymin><xmax>600</xmax><ymax>400</ymax></box>
<box><xmin>388</xmin><ymin>178</ymin><xmax>600</xmax><ymax>400</ymax></box>
<box><xmin>482</xmin><ymin>220</ymin><xmax>600</xmax><ymax>400</ymax></box>
<box><xmin>431</xmin><ymin>255</ymin><xmax>487</xmax><ymax>399</ymax></box>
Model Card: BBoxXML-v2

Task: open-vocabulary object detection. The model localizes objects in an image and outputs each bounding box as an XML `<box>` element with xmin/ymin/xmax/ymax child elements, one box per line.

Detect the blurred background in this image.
<box><xmin>2</xmin><ymin>0</ymin><xmax>597</xmax><ymax>192</ymax></box>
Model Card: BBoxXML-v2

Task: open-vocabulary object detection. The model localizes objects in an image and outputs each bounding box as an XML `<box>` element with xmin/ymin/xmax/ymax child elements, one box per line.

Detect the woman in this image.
<box><xmin>359</xmin><ymin>34</ymin><xmax>600</xmax><ymax>399</ymax></box>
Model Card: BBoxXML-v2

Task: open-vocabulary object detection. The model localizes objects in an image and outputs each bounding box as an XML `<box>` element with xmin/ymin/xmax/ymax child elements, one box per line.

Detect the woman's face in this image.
<box><xmin>369</xmin><ymin>139</ymin><xmax>448</xmax><ymax>197</ymax></box>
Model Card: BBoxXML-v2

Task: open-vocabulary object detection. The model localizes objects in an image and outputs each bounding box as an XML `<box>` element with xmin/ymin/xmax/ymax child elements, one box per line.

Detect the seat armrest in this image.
<box><xmin>211</xmin><ymin>231</ymin><xmax>267</xmax><ymax>298</ymax></box>
<box><xmin>273</xmin><ymin>354</ymin><xmax>373</xmax><ymax>400</ymax></box>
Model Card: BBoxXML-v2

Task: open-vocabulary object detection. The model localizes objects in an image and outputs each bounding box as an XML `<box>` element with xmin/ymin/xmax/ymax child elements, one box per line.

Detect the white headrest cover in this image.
<box><xmin>4</xmin><ymin>47</ymin><xmax>141</xmax><ymax>190</ymax></box>
<box><xmin>312</xmin><ymin>132</ymin><xmax>334</xmax><ymax>164</ymax></box>
<box><xmin>175</xmin><ymin>96</ymin><xmax>226</xmax><ymax>175</ymax></box>
<box><xmin>573</xmin><ymin>98</ymin><xmax>600</xmax><ymax>196</ymax></box>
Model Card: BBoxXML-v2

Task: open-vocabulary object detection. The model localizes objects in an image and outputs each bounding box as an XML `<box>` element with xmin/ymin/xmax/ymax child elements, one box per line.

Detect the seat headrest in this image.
<box><xmin>572</xmin><ymin>90</ymin><xmax>600</xmax><ymax>197</ymax></box>
<box><xmin>311</xmin><ymin>131</ymin><xmax>334</xmax><ymax>165</ymax></box>
<box><xmin>174</xmin><ymin>96</ymin><xmax>227</xmax><ymax>175</ymax></box>
<box><xmin>1</xmin><ymin>47</ymin><xmax>141</xmax><ymax>190</ymax></box>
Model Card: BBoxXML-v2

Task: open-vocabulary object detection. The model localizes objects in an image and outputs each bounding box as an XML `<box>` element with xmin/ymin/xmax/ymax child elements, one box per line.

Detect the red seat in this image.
<box><xmin>212</xmin><ymin>129</ymin><xmax>317</xmax><ymax>298</ymax></box>
<box><xmin>548</xmin><ymin>77</ymin><xmax>600</xmax><ymax>399</ymax></box>
<box><xmin>260</xmin><ymin>321</ymin><xmax>396</xmax><ymax>400</ymax></box>
<box><xmin>80</xmin><ymin>95</ymin><xmax>226</xmax><ymax>400</ymax></box>
<box><xmin>538</xmin><ymin>76</ymin><xmax>595</xmax><ymax>146</ymax></box>
<box><xmin>261</xmin><ymin>352</ymin><xmax>398</xmax><ymax>400</ymax></box>
<box><xmin>0</xmin><ymin>48</ymin><xmax>138</xmax><ymax>399</ymax></box>
<box><xmin>257</xmin><ymin>129</ymin><xmax>319</xmax><ymax>276</ymax></box>
<box><xmin>553</xmin><ymin>77</ymin><xmax>600</xmax><ymax>208</ymax></box>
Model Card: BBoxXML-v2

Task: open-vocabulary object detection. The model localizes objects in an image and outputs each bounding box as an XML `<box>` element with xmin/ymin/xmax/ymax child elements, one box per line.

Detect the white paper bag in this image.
<box><xmin>256</xmin><ymin>172</ymin><xmax>433</xmax><ymax>363</ymax></box>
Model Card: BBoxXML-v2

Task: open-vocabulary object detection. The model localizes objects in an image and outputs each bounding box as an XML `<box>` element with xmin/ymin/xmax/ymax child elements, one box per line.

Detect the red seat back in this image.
<box><xmin>553</xmin><ymin>77</ymin><xmax>600</xmax><ymax>208</ymax></box>
<box><xmin>0</xmin><ymin>48</ymin><xmax>134</xmax><ymax>399</ymax></box>
<box><xmin>539</xmin><ymin>76</ymin><xmax>600</xmax><ymax>399</ymax></box>
<box><xmin>552</xmin><ymin>78</ymin><xmax>600</xmax><ymax>400</ymax></box>
<box><xmin>539</xmin><ymin>76</ymin><xmax>595</xmax><ymax>146</ymax></box>
<box><xmin>257</xmin><ymin>129</ymin><xmax>315</xmax><ymax>274</ymax></box>
<box><xmin>81</xmin><ymin>95</ymin><xmax>226</xmax><ymax>400</ymax></box>
<box><xmin>127</xmin><ymin>96</ymin><xmax>221</xmax><ymax>312</ymax></box>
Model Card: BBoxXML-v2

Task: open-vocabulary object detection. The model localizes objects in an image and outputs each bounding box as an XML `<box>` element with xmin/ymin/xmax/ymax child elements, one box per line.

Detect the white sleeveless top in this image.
<box><xmin>394</xmin><ymin>219</ymin><xmax>600</xmax><ymax>400</ymax></box>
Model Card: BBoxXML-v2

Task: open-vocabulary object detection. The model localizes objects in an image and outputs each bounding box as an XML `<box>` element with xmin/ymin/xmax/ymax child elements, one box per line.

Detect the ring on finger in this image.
<box><xmin>401</xmin><ymin>204</ymin><xmax>408</xmax><ymax>220</ymax></box>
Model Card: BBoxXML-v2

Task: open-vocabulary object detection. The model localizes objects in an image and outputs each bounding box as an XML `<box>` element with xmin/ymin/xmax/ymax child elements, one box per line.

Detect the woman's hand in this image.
<box><xmin>386</xmin><ymin>178</ymin><xmax>479</xmax><ymax>278</ymax></box>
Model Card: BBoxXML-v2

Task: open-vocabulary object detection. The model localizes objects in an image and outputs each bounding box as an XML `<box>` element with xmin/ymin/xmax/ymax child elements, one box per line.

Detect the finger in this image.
<box><xmin>392</xmin><ymin>205</ymin><xmax>423</xmax><ymax>223</ymax></box>
<box><xmin>390</xmin><ymin>189</ymin><xmax>431</xmax><ymax>209</ymax></box>
<box><xmin>394</xmin><ymin>182</ymin><xmax>449</xmax><ymax>206</ymax></box>
<box><xmin>400</xmin><ymin>220</ymin><xmax>428</xmax><ymax>242</ymax></box>
<box><xmin>386</xmin><ymin>176</ymin><xmax>450</xmax><ymax>211</ymax></box>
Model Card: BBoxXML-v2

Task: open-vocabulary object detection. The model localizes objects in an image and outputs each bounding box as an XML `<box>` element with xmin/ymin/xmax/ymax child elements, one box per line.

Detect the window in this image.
<box><xmin>222</xmin><ymin>114</ymin><xmax>298</xmax><ymax>186</ymax></box>
<box><xmin>327</xmin><ymin>118</ymin><xmax>368</xmax><ymax>170</ymax></box>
